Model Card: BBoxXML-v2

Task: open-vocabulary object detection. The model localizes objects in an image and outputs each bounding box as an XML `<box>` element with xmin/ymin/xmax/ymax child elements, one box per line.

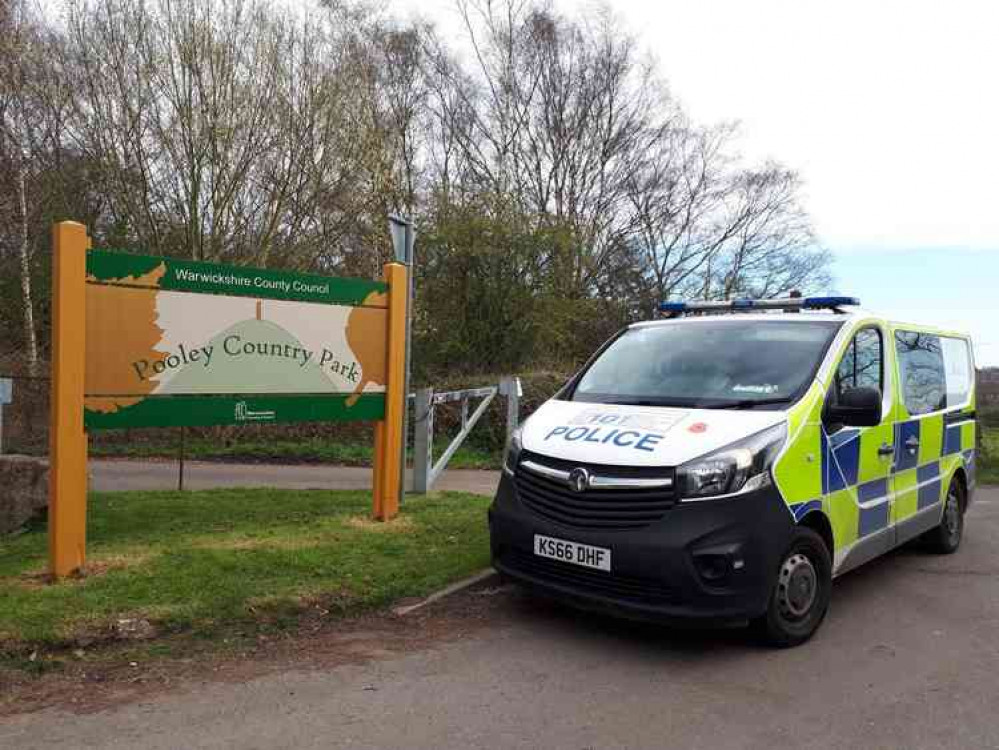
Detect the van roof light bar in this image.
<box><xmin>658</xmin><ymin>296</ymin><xmax>860</xmax><ymax>317</ymax></box>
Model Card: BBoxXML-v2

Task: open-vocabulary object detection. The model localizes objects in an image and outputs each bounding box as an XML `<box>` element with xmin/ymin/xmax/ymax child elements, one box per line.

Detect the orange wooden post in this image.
<box><xmin>373</xmin><ymin>262</ymin><xmax>408</xmax><ymax>521</ymax></box>
<box><xmin>372</xmin><ymin>421</ymin><xmax>386</xmax><ymax>519</ymax></box>
<box><xmin>49</xmin><ymin>222</ymin><xmax>90</xmax><ymax>578</ymax></box>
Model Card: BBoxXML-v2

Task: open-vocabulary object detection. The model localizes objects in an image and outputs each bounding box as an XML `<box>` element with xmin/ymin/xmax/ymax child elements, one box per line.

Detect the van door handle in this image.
<box><xmin>905</xmin><ymin>436</ymin><xmax>920</xmax><ymax>454</ymax></box>
<box><xmin>878</xmin><ymin>443</ymin><xmax>894</xmax><ymax>457</ymax></box>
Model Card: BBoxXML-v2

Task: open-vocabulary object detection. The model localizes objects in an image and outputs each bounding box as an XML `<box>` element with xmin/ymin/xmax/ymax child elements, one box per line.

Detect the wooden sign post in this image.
<box><xmin>373</xmin><ymin>262</ymin><xmax>408</xmax><ymax>521</ymax></box>
<box><xmin>49</xmin><ymin>222</ymin><xmax>90</xmax><ymax>578</ymax></box>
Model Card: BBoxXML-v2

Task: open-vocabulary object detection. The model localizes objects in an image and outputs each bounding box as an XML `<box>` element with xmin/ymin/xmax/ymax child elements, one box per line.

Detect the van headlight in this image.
<box><xmin>503</xmin><ymin>426</ymin><xmax>523</xmax><ymax>476</ymax></box>
<box><xmin>677</xmin><ymin>423</ymin><xmax>787</xmax><ymax>500</ymax></box>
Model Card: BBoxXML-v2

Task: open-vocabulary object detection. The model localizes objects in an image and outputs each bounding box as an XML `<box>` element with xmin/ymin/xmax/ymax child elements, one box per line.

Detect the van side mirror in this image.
<box><xmin>826</xmin><ymin>386</ymin><xmax>882</xmax><ymax>427</ymax></box>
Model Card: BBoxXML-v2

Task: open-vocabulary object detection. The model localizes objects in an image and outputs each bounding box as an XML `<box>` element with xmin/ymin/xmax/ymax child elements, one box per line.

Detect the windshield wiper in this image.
<box><xmin>713</xmin><ymin>398</ymin><xmax>792</xmax><ymax>410</ymax></box>
<box><xmin>579</xmin><ymin>397</ymin><xmax>691</xmax><ymax>408</ymax></box>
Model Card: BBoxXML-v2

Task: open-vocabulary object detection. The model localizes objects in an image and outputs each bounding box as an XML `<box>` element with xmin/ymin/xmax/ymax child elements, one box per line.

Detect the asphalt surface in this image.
<box><xmin>90</xmin><ymin>459</ymin><xmax>501</xmax><ymax>496</ymax></box>
<box><xmin>3</xmin><ymin>486</ymin><xmax>997</xmax><ymax>750</ymax></box>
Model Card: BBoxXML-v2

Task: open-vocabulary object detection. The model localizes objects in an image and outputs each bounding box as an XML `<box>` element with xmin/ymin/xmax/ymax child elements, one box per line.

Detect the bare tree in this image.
<box><xmin>424</xmin><ymin>1</ymin><xmax>660</xmax><ymax>295</ymax></box>
<box><xmin>422</xmin><ymin>0</ymin><xmax>829</xmax><ymax>309</ymax></box>
<box><xmin>626</xmin><ymin>122</ymin><xmax>828</xmax><ymax>305</ymax></box>
<box><xmin>0</xmin><ymin>0</ymin><xmax>58</xmax><ymax>372</ymax></box>
<box><xmin>626</xmin><ymin>120</ymin><xmax>737</xmax><ymax>303</ymax></box>
<box><xmin>62</xmin><ymin>0</ymin><xmax>386</xmax><ymax>270</ymax></box>
<box><xmin>712</xmin><ymin>164</ymin><xmax>829</xmax><ymax>299</ymax></box>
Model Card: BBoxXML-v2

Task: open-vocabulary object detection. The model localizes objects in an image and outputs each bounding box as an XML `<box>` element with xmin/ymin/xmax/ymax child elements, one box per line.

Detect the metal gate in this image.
<box><xmin>411</xmin><ymin>376</ymin><xmax>521</xmax><ymax>493</ymax></box>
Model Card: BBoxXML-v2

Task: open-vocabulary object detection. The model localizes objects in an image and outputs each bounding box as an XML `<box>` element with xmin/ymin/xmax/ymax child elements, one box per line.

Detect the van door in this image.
<box><xmin>890</xmin><ymin>331</ymin><xmax>950</xmax><ymax>545</ymax></box>
<box><xmin>824</xmin><ymin>325</ymin><xmax>895</xmax><ymax>573</ymax></box>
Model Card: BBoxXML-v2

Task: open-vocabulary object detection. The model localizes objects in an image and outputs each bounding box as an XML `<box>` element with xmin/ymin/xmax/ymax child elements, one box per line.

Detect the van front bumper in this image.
<box><xmin>489</xmin><ymin>472</ymin><xmax>795</xmax><ymax>625</ymax></box>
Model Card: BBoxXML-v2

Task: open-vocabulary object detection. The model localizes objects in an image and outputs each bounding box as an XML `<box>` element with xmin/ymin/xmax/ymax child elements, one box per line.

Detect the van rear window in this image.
<box><xmin>895</xmin><ymin>331</ymin><xmax>973</xmax><ymax>415</ymax></box>
<box><xmin>895</xmin><ymin>332</ymin><xmax>945</xmax><ymax>415</ymax></box>
<box><xmin>942</xmin><ymin>336</ymin><xmax>973</xmax><ymax>407</ymax></box>
<box><xmin>571</xmin><ymin>320</ymin><xmax>842</xmax><ymax>409</ymax></box>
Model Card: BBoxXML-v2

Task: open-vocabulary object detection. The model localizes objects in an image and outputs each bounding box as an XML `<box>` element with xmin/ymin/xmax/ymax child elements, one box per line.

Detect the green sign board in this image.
<box><xmin>84</xmin><ymin>250</ymin><xmax>390</xmax><ymax>430</ymax></box>
<box><xmin>87</xmin><ymin>250</ymin><xmax>386</xmax><ymax>305</ymax></box>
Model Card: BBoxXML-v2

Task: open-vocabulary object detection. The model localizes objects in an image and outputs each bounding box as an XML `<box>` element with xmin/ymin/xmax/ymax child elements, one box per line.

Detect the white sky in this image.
<box><xmin>397</xmin><ymin>0</ymin><xmax>999</xmax><ymax>364</ymax></box>
<box><xmin>401</xmin><ymin>0</ymin><xmax>999</xmax><ymax>250</ymax></box>
<box><xmin>580</xmin><ymin>0</ymin><xmax>999</xmax><ymax>252</ymax></box>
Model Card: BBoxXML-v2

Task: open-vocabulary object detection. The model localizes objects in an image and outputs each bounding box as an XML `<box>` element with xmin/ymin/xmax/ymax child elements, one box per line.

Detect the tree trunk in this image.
<box><xmin>16</xmin><ymin>162</ymin><xmax>38</xmax><ymax>376</ymax></box>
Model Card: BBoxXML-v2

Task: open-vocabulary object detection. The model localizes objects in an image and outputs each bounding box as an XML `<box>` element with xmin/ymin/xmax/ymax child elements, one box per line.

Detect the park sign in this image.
<box><xmin>49</xmin><ymin>222</ymin><xmax>409</xmax><ymax>578</ymax></box>
<box><xmin>84</xmin><ymin>251</ymin><xmax>390</xmax><ymax>429</ymax></box>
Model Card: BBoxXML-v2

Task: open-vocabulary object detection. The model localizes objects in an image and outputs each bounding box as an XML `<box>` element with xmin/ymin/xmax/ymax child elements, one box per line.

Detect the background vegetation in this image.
<box><xmin>1</xmin><ymin>0</ymin><xmax>829</xmax><ymax>383</ymax></box>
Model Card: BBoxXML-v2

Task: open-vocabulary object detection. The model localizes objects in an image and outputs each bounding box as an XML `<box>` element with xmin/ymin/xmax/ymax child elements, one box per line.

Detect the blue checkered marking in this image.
<box><xmin>894</xmin><ymin>420</ymin><xmax>920</xmax><ymax>472</ymax></box>
<box><xmin>943</xmin><ymin>424</ymin><xmax>963</xmax><ymax>456</ymax></box>
<box><xmin>826</xmin><ymin>429</ymin><xmax>861</xmax><ymax>493</ymax></box>
<box><xmin>857</xmin><ymin>478</ymin><xmax>890</xmax><ymax>537</ymax></box>
<box><xmin>964</xmin><ymin>449</ymin><xmax>976</xmax><ymax>485</ymax></box>
<box><xmin>790</xmin><ymin>499</ymin><xmax>823</xmax><ymax>521</ymax></box>
<box><xmin>917</xmin><ymin>461</ymin><xmax>941</xmax><ymax>510</ymax></box>
<box><xmin>857</xmin><ymin>477</ymin><xmax>888</xmax><ymax>504</ymax></box>
<box><xmin>820</xmin><ymin>429</ymin><xmax>829</xmax><ymax>495</ymax></box>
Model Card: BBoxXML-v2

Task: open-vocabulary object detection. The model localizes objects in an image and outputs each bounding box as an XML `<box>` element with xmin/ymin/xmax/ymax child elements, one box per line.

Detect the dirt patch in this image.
<box><xmin>14</xmin><ymin>553</ymin><xmax>154</xmax><ymax>590</ymax></box>
<box><xmin>344</xmin><ymin>515</ymin><xmax>415</xmax><ymax>533</ymax></box>
<box><xmin>0</xmin><ymin>575</ymin><xmax>510</xmax><ymax>718</ymax></box>
<box><xmin>245</xmin><ymin>588</ymin><xmax>359</xmax><ymax>619</ymax></box>
<box><xmin>188</xmin><ymin>535</ymin><xmax>339</xmax><ymax>552</ymax></box>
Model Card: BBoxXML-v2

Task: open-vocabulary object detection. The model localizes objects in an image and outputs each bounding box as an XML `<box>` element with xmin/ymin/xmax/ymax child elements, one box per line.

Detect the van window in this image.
<box><xmin>895</xmin><ymin>331</ymin><xmax>945</xmax><ymax>415</ymax></box>
<box><xmin>833</xmin><ymin>327</ymin><xmax>882</xmax><ymax>403</ymax></box>
<box><xmin>571</xmin><ymin>320</ymin><xmax>842</xmax><ymax>409</ymax></box>
<box><xmin>941</xmin><ymin>336</ymin><xmax>973</xmax><ymax>407</ymax></box>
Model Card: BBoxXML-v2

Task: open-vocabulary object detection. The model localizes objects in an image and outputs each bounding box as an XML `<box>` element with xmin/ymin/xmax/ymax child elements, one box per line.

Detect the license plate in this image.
<box><xmin>534</xmin><ymin>534</ymin><xmax>611</xmax><ymax>572</ymax></box>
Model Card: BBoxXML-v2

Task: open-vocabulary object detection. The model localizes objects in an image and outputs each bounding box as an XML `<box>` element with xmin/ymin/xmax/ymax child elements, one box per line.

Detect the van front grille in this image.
<box><xmin>514</xmin><ymin>451</ymin><xmax>676</xmax><ymax>530</ymax></box>
<box><xmin>499</xmin><ymin>548</ymin><xmax>675</xmax><ymax>606</ymax></box>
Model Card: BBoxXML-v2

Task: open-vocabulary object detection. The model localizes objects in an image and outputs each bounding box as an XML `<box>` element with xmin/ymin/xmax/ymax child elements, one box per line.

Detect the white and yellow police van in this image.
<box><xmin>489</xmin><ymin>297</ymin><xmax>978</xmax><ymax>646</ymax></box>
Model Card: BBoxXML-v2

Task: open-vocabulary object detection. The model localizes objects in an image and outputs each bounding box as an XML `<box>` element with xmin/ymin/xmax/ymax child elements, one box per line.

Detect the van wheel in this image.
<box><xmin>922</xmin><ymin>478</ymin><xmax>964</xmax><ymax>554</ymax></box>
<box><xmin>754</xmin><ymin>527</ymin><xmax>832</xmax><ymax>648</ymax></box>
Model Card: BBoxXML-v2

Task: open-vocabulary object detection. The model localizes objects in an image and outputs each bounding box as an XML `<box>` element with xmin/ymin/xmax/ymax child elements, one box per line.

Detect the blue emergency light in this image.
<box><xmin>801</xmin><ymin>296</ymin><xmax>861</xmax><ymax>309</ymax></box>
<box><xmin>658</xmin><ymin>302</ymin><xmax>688</xmax><ymax>313</ymax></box>
<box><xmin>658</xmin><ymin>296</ymin><xmax>860</xmax><ymax>316</ymax></box>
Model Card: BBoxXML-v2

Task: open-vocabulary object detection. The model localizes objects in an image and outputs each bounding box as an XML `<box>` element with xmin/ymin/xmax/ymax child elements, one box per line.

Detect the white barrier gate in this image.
<box><xmin>411</xmin><ymin>376</ymin><xmax>521</xmax><ymax>493</ymax></box>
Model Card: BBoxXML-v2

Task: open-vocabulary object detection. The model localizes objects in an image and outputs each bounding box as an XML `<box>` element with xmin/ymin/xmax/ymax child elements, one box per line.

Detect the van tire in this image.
<box><xmin>922</xmin><ymin>478</ymin><xmax>964</xmax><ymax>554</ymax></box>
<box><xmin>753</xmin><ymin>527</ymin><xmax>832</xmax><ymax>648</ymax></box>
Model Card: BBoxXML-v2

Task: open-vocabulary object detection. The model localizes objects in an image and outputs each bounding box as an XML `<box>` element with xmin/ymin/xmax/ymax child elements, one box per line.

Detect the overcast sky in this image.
<box><xmin>397</xmin><ymin>0</ymin><xmax>998</xmax><ymax>365</ymax></box>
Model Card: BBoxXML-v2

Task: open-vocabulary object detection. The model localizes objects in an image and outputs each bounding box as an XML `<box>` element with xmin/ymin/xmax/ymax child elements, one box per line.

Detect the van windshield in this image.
<box><xmin>571</xmin><ymin>319</ymin><xmax>842</xmax><ymax>409</ymax></box>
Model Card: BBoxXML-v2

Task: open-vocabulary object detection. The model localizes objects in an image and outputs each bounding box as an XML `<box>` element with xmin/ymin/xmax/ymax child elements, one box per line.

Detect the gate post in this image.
<box><xmin>49</xmin><ymin>222</ymin><xmax>90</xmax><ymax>578</ymax></box>
<box><xmin>500</xmin><ymin>376</ymin><xmax>522</xmax><ymax>446</ymax></box>
<box><xmin>412</xmin><ymin>388</ymin><xmax>433</xmax><ymax>494</ymax></box>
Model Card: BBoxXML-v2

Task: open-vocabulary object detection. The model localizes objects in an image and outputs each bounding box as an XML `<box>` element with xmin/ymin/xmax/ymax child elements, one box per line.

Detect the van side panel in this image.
<box><xmin>754</xmin><ymin>322</ymin><xmax>973</xmax><ymax>577</ymax></box>
<box><xmin>890</xmin><ymin>413</ymin><xmax>945</xmax><ymax>525</ymax></box>
<box><xmin>890</xmin><ymin>331</ymin><xmax>977</xmax><ymax>540</ymax></box>
<box><xmin>772</xmin><ymin>382</ymin><xmax>864</xmax><ymax>555</ymax></box>
<box><xmin>775</xmin><ymin>381</ymin><xmax>824</xmax><ymax>502</ymax></box>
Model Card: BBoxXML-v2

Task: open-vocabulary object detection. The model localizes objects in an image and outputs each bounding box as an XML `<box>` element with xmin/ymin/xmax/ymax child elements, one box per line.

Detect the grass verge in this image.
<box><xmin>0</xmin><ymin>489</ymin><xmax>491</xmax><ymax>654</ymax></box>
<box><xmin>981</xmin><ymin>427</ymin><xmax>998</xmax><ymax>485</ymax></box>
<box><xmin>88</xmin><ymin>437</ymin><xmax>502</xmax><ymax>470</ymax></box>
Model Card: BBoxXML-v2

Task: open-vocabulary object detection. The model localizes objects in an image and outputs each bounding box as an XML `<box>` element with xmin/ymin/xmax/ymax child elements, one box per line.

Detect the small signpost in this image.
<box><xmin>0</xmin><ymin>377</ymin><xmax>12</xmax><ymax>454</ymax></box>
<box><xmin>48</xmin><ymin>221</ymin><xmax>409</xmax><ymax>578</ymax></box>
<box><xmin>389</xmin><ymin>215</ymin><xmax>416</xmax><ymax>506</ymax></box>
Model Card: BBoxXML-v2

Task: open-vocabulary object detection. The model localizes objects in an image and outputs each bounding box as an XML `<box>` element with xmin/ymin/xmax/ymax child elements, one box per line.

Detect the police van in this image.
<box><xmin>489</xmin><ymin>297</ymin><xmax>978</xmax><ymax>646</ymax></box>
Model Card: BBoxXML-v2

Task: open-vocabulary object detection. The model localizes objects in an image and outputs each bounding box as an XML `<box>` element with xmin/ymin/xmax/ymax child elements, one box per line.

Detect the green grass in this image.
<box><xmin>0</xmin><ymin>489</ymin><xmax>491</xmax><ymax>648</ymax></box>
<box><xmin>981</xmin><ymin>428</ymin><xmax>998</xmax><ymax>485</ymax></box>
<box><xmin>88</xmin><ymin>437</ymin><xmax>502</xmax><ymax>470</ymax></box>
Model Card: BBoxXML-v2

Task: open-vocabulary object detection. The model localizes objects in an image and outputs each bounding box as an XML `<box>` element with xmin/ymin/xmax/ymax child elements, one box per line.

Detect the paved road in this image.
<box><xmin>4</xmin><ymin>487</ymin><xmax>998</xmax><ymax>750</ymax></box>
<box><xmin>90</xmin><ymin>459</ymin><xmax>501</xmax><ymax>496</ymax></box>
